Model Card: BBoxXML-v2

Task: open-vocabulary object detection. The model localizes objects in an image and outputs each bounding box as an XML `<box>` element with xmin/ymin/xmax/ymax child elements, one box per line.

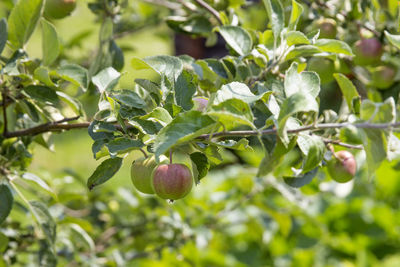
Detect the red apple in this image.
<box><xmin>152</xmin><ymin>164</ymin><xmax>193</xmax><ymax>200</ymax></box>
<box><xmin>370</xmin><ymin>65</ymin><xmax>396</xmax><ymax>90</ymax></box>
<box><xmin>314</xmin><ymin>18</ymin><xmax>337</xmax><ymax>39</ymax></box>
<box><xmin>353</xmin><ymin>38</ymin><xmax>383</xmax><ymax>66</ymax></box>
<box><xmin>327</xmin><ymin>150</ymin><xmax>357</xmax><ymax>183</ymax></box>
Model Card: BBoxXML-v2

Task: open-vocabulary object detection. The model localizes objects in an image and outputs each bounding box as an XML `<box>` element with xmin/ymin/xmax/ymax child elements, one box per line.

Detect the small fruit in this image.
<box><xmin>314</xmin><ymin>18</ymin><xmax>337</xmax><ymax>39</ymax></box>
<box><xmin>152</xmin><ymin>164</ymin><xmax>193</xmax><ymax>200</ymax></box>
<box><xmin>193</xmin><ymin>97</ymin><xmax>209</xmax><ymax>112</ymax></box>
<box><xmin>44</xmin><ymin>0</ymin><xmax>77</xmax><ymax>20</ymax></box>
<box><xmin>307</xmin><ymin>57</ymin><xmax>335</xmax><ymax>84</ymax></box>
<box><xmin>131</xmin><ymin>155</ymin><xmax>168</xmax><ymax>194</ymax></box>
<box><xmin>327</xmin><ymin>150</ymin><xmax>357</xmax><ymax>183</ymax></box>
<box><xmin>370</xmin><ymin>65</ymin><xmax>396</xmax><ymax>90</ymax></box>
<box><xmin>353</xmin><ymin>38</ymin><xmax>383</xmax><ymax>66</ymax></box>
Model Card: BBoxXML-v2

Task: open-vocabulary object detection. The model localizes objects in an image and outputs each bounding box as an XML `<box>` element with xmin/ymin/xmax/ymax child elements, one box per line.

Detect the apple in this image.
<box><xmin>307</xmin><ymin>57</ymin><xmax>335</xmax><ymax>84</ymax></box>
<box><xmin>152</xmin><ymin>164</ymin><xmax>193</xmax><ymax>200</ymax></box>
<box><xmin>353</xmin><ymin>38</ymin><xmax>383</xmax><ymax>66</ymax></box>
<box><xmin>327</xmin><ymin>150</ymin><xmax>357</xmax><ymax>183</ymax></box>
<box><xmin>193</xmin><ymin>97</ymin><xmax>209</xmax><ymax>112</ymax></box>
<box><xmin>314</xmin><ymin>18</ymin><xmax>337</xmax><ymax>39</ymax></box>
<box><xmin>370</xmin><ymin>65</ymin><xmax>396</xmax><ymax>90</ymax></box>
<box><xmin>130</xmin><ymin>155</ymin><xmax>168</xmax><ymax>194</ymax></box>
<box><xmin>44</xmin><ymin>0</ymin><xmax>77</xmax><ymax>20</ymax></box>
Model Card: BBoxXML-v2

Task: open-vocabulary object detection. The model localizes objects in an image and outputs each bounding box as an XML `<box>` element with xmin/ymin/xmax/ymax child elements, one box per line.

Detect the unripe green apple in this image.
<box><xmin>193</xmin><ymin>97</ymin><xmax>209</xmax><ymax>112</ymax></box>
<box><xmin>131</xmin><ymin>155</ymin><xmax>168</xmax><ymax>194</ymax></box>
<box><xmin>152</xmin><ymin>164</ymin><xmax>193</xmax><ymax>200</ymax></box>
<box><xmin>353</xmin><ymin>38</ymin><xmax>383</xmax><ymax>66</ymax></box>
<box><xmin>327</xmin><ymin>150</ymin><xmax>357</xmax><ymax>183</ymax></box>
<box><xmin>370</xmin><ymin>65</ymin><xmax>396</xmax><ymax>90</ymax></box>
<box><xmin>44</xmin><ymin>0</ymin><xmax>77</xmax><ymax>20</ymax></box>
<box><xmin>307</xmin><ymin>57</ymin><xmax>335</xmax><ymax>84</ymax></box>
<box><xmin>314</xmin><ymin>18</ymin><xmax>337</xmax><ymax>39</ymax></box>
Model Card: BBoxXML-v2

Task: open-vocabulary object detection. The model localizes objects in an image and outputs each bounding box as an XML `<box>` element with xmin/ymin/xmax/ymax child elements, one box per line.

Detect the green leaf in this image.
<box><xmin>128</xmin><ymin>118</ymin><xmax>161</xmax><ymax>135</ymax></box>
<box><xmin>88</xmin><ymin>121</ymin><xmax>115</xmax><ymax>141</ymax></box>
<box><xmin>0</xmin><ymin>19</ymin><xmax>7</xmax><ymax>55</ymax></box>
<box><xmin>34</xmin><ymin>67</ymin><xmax>55</xmax><ymax>87</ymax></box>
<box><xmin>387</xmin><ymin>133</ymin><xmax>400</xmax><ymax>161</ymax></box>
<box><xmin>140</xmin><ymin>107</ymin><xmax>172</xmax><ymax>126</ymax></box>
<box><xmin>190</xmin><ymin>152</ymin><xmax>210</xmax><ymax>182</ymax></box>
<box><xmin>297</xmin><ymin>135</ymin><xmax>325</xmax><ymax>173</ymax></box>
<box><xmin>0</xmin><ymin>184</ymin><xmax>13</xmax><ymax>225</ymax></box>
<box><xmin>286</xmin><ymin>31</ymin><xmax>310</xmax><ymax>46</ymax></box>
<box><xmin>284</xmin><ymin>62</ymin><xmax>320</xmax><ymax>98</ymax></box>
<box><xmin>8</xmin><ymin>0</ymin><xmax>44</xmax><ymax>48</ymax></box>
<box><xmin>175</xmin><ymin>70</ymin><xmax>196</xmax><ymax>111</ymax></box>
<box><xmin>0</xmin><ymin>232</ymin><xmax>8</xmax><ymax>253</ymax></box>
<box><xmin>360</xmin><ymin>128</ymin><xmax>387</xmax><ymax>179</ymax></box>
<box><xmin>217</xmin><ymin>26</ymin><xmax>252</xmax><ymax>56</ymax></box>
<box><xmin>112</xmin><ymin>90</ymin><xmax>146</xmax><ymax>109</ymax></box>
<box><xmin>22</xmin><ymin>173</ymin><xmax>57</xmax><ymax>200</ymax></box>
<box><xmin>385</xmin><ymin>31</ymin><xmax>400</xmax><ymax>49</ymax></box>
<box><xmin>58</xmin><ymin>64</ymin><xmax>89</xmax><ymax>90</ymax></box>
<box><xmin>288</xmin><ymin>0</ymin><xmax>304</xmax><ymax>31</ymax></box>
<box><xmin>213</xmin><ymin>82</ymin><xmax>259</xmax><ymax>104</ymax></box>
<box><xmin>41</xmin><ymin>19</ymin><xmax>60</xmax><ymax>66</ymax></box>
<box><xmin>258</xmin><ymin>137</ymin><xmax>297</xmax><ymax>176</ymax></box>
<box><xmin>208</xmin><ymin>98</ymin><xmax>255</xmax><ymax>129</ymax></box>
<box><xmin>109</xmin><ymin>40</ymin><xmax>124</xmax><ymax>71</ymax></box>
<box><xmin>23</xmin><ymin>85</ymin><xmax>59</xmax><ymax>105</ymax></box>
<box><xmin>333</xmin><ymin>73</ymin><xmax>360</xmax><ymax>114</ymax></box>
<box><xmin>214</xmin><ymin>138</ymin><xmax>253</xmax><ymax>151</ymax></box>
<box><xmin>154</xmin><ymin>111</ymin><xmax>216</xmax><ymax>159</ymax></box>
<box><xmin>131</xmin><ymin>55</ymin><xmax>183</xmax><ymax>82</ymax></box>
<box><xmin>135</xmin><ymin>79</ymin><xmax>162</xmax><ymax>96</ymax></box>
<box><xmin>87</xmin><ymin>157</ymin><xmax>123</xmax><ymax>190</ymax></box>
<box><xmin>166</xmin><ymin>15</ymin><xmax>212</xmax><ymax>35</ymax></box>
<box><xmin>56</xmin><ymin>91</ymin><xmax>82</xmax><ymax>115</ymax></box>
<box><xmin>278</xmin><ymin>92</ymin><xmax>319</xmax><ymax>144</ymax></box>
<box><xmin>38</xmin><ymin>240</ymin><xmax>57</xmax><ymax>267</ymax></box>
<box><xmin>262</xmin><ymin>0</ymin><xmax>284</xmax><ymax>40</ymax></box>
<box><xmin>360</xmin><ymin>98</ymin><xmax>396</xmax><ymax>123</ymax></box>
<box><xmin>92</xmin><ymin>67</ymin><xmax>121</xmax><ymax>93</ymax></box>
<box><xmin>314</xmin><ymin>39</ymin><xmax>354</xmax><ymax>56</ymax></box>
<box><xmin>69</xmin><ymin>224</ymin><xmax>95</xmax><ymax>253</ymax></box>
<box><xmin>284</xmin><ymin>168</ymin><xmax>318</xmax><ymax>188</ymax></box>
<box><xmin>30</xmin><ymin>201</ymin><xmax>56</xmax><ymax>244</ymax></box>
<box><xmin>285</xmin><ymin>45</ymin><xmax>322</xmax><ymax>60</ymax></box>
<box><xmin>106</xmin><ymin>137</ymin><xmax>144</xmax><ymax>155</ymax></box>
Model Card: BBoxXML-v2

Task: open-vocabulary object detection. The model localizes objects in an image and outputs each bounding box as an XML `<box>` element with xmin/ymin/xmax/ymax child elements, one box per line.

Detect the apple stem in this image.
<box><xmin>139</xmin><ymin>148</ymin><xmax>148</xmax><ymax>158</ymax></box>
<box><xmin>327</xmin><ymin>144</ymin><xmax>340</xmax><ymax>161</ymax></box>
<box><xmin>169</xmin><ymin>149</ymin><xmax>173</xmax><ymax>164</ymax></box>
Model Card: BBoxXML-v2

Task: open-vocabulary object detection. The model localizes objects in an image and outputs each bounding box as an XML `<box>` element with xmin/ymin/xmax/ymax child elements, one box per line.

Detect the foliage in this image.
<box><xmin>0</xmin><ymin>0</ymin><xmax>400</xmax><ymax>266</ymax></box>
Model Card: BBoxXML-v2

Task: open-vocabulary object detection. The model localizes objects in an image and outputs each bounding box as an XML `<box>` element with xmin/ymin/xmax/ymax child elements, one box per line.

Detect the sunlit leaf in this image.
<box><xmin>41</xmin><ymin>19</ymin><xmax>60</xmax><ymax>66</ymax></box>
<box><xmin>333</xmin><ymin>73</ymin><xmax>360</xmax><ymax>114</ymax></box>
<box><xmin>217</xmin><ymin>26</ymin><xmax>253</xmax><ymax>56</ymax></box>
<box><xmin>8</xmin><ymin>0</ymin><xmax>44</xmax><ymax>48</ymax></box>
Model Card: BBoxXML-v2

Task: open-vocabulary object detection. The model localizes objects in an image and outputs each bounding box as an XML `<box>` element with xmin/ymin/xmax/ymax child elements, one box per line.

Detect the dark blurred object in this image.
<box><xmin>174</xmin><ymin>34</ymin><xmax>228</xmax><ymax>59</ymax></box>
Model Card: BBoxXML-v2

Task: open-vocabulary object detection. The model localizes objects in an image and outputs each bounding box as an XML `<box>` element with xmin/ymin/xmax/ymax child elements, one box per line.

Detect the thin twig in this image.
<box><xmin>322</xmin><ymin>138</ymin><xmax>363</xmax><ymax>150</ymax></box>
<box><xmin>3</xmin><ymin>116</ymin><xmax>86</xmax><ymax>138</ymax></box>
<box><xmin>192</xmin><ymin>0</ymin><xmax>222</xmax><ymax>24</ymax></box>
<box><xmin>197</xmin><ymin>121</ymin><xmax>400</xmax><ymax>139</ymax></box>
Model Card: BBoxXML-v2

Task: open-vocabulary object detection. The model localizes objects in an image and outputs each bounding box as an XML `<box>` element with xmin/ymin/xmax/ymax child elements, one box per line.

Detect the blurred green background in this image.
<box><xmin>1</xmin><ymin>1</ymin><xmax>400</xmax><ymax>266</ymax></box>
